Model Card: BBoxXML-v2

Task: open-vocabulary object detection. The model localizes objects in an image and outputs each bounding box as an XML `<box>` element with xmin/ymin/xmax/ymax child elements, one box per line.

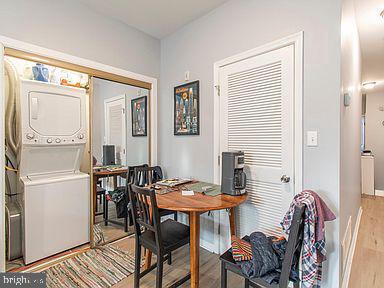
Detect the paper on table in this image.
<box><xmin>182</xmin><ymin>190</ymin><xmax>195</xmax><ymax>196</ymax></box>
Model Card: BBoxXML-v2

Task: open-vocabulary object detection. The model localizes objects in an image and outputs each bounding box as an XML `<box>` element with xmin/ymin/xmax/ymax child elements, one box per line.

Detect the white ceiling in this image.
<box><xmin>354</xmin><ymin>0</ymin><xmax>384</xmax><ymax>89</ymax></box>
<box><xmin>78</xmin><ymin>0</ymin><xmax>229</xmax><ymax>39</ymax></box>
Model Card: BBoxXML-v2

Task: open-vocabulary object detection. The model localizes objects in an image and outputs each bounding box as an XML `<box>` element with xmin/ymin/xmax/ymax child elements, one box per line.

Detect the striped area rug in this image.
<box><xmin>93</xmin><ymin>224</ymin><xmax>106</xmax><ymax>246</ymax></box>
<box><xmin>45</xmin><ymin>245</ymin><xmax>138</xmax><ymax>288</ymax></box>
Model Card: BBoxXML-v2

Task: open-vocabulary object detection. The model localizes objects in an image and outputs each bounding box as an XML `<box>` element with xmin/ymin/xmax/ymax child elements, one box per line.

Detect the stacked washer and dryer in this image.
<box><xmin>6</xmin><ymin>62</ymin><xmax>90</xmax><ymax>265</ymax></box>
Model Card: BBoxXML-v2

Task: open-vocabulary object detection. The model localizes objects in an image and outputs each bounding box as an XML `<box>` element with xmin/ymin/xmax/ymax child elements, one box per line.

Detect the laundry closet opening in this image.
<box><xmin>3</xmin><ymin>51</ymin><xmax>152</xmax><ymax>271</ymax></box>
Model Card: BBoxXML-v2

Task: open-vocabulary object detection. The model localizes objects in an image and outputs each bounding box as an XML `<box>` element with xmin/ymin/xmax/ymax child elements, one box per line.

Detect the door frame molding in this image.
<box><xmin>213</xmin><ymin>31</ymin><xmax>303</xmax><ymax>194</ymax></box>
<box><xmin>0</xmin><ymin>35</ymin><xmax>158</xmax><ymax>271</ymax></box>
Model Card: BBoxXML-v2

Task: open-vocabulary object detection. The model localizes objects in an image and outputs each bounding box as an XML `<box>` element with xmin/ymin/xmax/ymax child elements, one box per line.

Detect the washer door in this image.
<box><xmin>22</xmin><ymin>174</ymin><xmax>90</xmax><ymax>264</ymax></box>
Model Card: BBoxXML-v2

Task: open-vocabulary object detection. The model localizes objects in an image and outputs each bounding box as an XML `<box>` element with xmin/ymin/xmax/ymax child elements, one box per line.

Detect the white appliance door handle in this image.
<box><xmin>31</xmin><ymin>97</ymin><xmax>39</xmax><ymax>120</ymax></box>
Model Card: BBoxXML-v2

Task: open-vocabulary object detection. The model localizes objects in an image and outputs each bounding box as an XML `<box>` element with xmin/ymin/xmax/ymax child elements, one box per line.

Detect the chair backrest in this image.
<box><xmin>127</xmin><ymin>184</ymin><xmax>163</xmax><ymax>250</ymax></box>
<box><xmin>133</xmin><ymin>166</ymin><xmax>161</xmax><ymax>187</ymax></box>
<box><xmin>279</xmin><ymin>205</ymin><xmax>305</xmax><ymax>288</ymax></box>
<box><xmin>126</xmin><ymin>164</ymin><xmax>148</xmax><ymax>183</ymax></box>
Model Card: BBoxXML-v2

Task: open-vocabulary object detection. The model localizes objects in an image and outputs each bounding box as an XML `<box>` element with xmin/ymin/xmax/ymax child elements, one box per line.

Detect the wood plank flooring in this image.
<box><xmin>95</xmin><ymin>199</ymin><xmax>133</xmax><ymax>243</ymax></box>
<box><xmin>111</xmin><ymin>236</ymin><xmax>244</xmax><ymax>287</ymax></box>
<box><xmin>349</xmin><ymin>196</ymin><xmax>384</xmax><ymax>288</ymax></box>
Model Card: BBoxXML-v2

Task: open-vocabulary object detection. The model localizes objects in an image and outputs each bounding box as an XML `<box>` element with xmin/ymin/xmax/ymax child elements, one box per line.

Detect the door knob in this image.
<box><xmin>281</xmin><ymin>175</ymin><xmax>290</xmax><ymax>183</ymax></box>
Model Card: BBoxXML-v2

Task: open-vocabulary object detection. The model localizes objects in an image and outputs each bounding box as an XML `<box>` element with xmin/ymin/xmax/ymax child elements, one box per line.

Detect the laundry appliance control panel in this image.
<box><xmin>24</xmin><ymin>132</ymin><xmax>87</xmax><ymax>145</ymax></box>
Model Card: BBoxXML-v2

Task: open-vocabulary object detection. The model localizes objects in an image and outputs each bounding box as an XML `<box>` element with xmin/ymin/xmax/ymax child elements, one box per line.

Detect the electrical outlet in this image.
<box><xmin>185</xmin><ymin>71</ymin><xmax>190</xmax><ymax>81</ymax></box>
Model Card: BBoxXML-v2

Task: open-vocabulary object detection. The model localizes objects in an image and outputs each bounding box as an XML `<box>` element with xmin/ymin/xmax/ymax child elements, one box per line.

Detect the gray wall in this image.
<box><xmin>0</xmin><ymin>0</ymin><xmax>160</xmax><ymax>78</ymax></box>
<box><xmin>159</xmin><ymin>0</ymin><xmax>341</xmax><ymax>286</ymax></box>
<box><xmin>92</xmin><ymin>78</ymin><xmax>149</xmax><ymax>167</ymax></box>
<box><xmin>340</xmin><ymin>0</ymin><xmax>362</xmax><ymax>275</ymax></box>
<box><xmin>365</xmin><ymin>91</ymin><xmax>384</xmax><ymax>190</ymax></box>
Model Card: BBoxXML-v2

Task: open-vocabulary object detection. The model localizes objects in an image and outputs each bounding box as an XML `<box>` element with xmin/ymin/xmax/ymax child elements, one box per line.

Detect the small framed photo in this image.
<box><xmin>131</xmin><ymin>96</ymin><xmax>147</xmax><ymax>137</ymax></box>
<box><xmin>174</xmin><ymin>81</ymin><xmax>200</xmax><ymax>135</ymax></box>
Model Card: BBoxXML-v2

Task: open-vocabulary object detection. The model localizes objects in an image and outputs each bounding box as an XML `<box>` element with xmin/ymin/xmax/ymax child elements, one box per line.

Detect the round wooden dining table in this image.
<box><xmin>144</xmin><ymin>189</ymin><xmax>247</xmax><ymax>288</ymax></box>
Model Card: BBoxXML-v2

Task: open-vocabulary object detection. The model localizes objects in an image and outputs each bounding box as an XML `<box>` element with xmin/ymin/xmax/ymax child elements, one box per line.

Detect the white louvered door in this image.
<box><xmin>104</xmin><ymin>96</ymin><xmax>126</xmax><ymax>165</ymax></box>
<box><xmin>219</xmin><ymin>45</ymin><xmax>294</xmax><ymax>238</ymax></box>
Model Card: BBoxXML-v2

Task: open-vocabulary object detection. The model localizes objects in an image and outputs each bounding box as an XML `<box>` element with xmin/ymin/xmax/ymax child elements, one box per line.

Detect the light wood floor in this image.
<box><xmin>95</xmin><ymin>199</ymin><xmax>133</xmax><ymax>243</ymax></box>
<box><xmin>349</xmin><ymin>196</ymin><xmax>384</xmax><ymax>288</ymax></box>
<box><xmin>110</xmin><ymin>236</ymin><xmax>244</xmax><ymax>287</ymax></box>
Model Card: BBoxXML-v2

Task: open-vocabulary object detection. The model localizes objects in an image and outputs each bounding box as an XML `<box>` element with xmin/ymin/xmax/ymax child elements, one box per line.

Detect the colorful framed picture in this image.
<box><xmin>131</xmin><ymin>96</ymin><xmax>147</xmax><ymax>137</ymax></box>
<box><xmin>174</xmin><ymin>81</ymin><xmax>200</xmax><ymax>135</ymax></box>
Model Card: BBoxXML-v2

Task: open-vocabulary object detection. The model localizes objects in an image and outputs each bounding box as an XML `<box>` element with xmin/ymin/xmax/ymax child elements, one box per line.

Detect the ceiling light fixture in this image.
<box><xmin>363</xmin><ymin>82</ymin><xmax>377</xmax><ymax>89</ymax></box>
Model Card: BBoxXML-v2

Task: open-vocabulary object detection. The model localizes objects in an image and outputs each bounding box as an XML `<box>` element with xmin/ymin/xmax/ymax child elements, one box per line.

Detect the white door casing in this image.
<box><xmin>104</xmin><ymin>95</ymin><xmax>126</xmax><ymax>165</ymax></box>
<box><xmin>213</xmin><ymin>32</ymin><xmax>303</xmax><ymax>252</ymax></box>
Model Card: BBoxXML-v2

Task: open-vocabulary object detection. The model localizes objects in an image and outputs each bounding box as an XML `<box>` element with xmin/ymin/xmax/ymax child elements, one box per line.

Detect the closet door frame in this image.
<box><xmin>0</xmin><ymin>35</ymin><xmax>158</xmax><ymax>271</ymax></box>
<box><xmin>213</xmin><ymin>32</ymin><xmax>303</xmax><ymax>253</ymax></box>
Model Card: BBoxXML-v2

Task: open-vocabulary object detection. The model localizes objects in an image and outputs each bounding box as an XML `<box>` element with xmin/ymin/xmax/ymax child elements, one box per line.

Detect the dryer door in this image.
<box><xmin>20</xmin><ymin>80</ymin><xmax>86</xmax><ymax>146</ymax></box>
<box><xmin>29</xmin><ymin>91</ymin><xmax>81</xmax><ymax>136</ymax></box>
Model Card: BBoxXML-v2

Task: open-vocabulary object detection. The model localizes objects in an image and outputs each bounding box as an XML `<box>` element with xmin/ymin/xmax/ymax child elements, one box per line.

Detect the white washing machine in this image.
<box><xmin>18</xmin><ymin>80</ymin><xmax>90</xmax><ymax>264</ymax></box>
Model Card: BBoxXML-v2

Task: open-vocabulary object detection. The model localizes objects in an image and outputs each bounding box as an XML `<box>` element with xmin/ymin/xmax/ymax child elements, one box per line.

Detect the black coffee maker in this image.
<box><xmin>221</xmin><ymin>151</ymin><xmax>247</xmax><ymax>195</ymax></box>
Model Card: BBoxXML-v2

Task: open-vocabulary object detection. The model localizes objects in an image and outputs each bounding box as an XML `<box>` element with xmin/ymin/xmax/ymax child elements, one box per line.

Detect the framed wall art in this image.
<box><xmin>131</xmin><ymin>96</ymin><xmax>147</xmax><ymax>137</ymax></box>
<box><xmin>174</xmin><ymin>80</ymin><xmax>200</xmax><ymax>135</ymax></box>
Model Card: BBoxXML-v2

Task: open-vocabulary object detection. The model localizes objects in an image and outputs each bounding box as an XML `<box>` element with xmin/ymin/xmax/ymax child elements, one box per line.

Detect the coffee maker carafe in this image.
<box><xmin>221</xmin><ymin>151</ymin><xmax>247</xmax><ymax>195</ymax></box>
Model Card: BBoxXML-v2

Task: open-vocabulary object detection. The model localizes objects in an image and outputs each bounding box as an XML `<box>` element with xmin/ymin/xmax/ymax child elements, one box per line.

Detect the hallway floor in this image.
<box><xmin>349</xmin><ymin>196</ymin><xmax>384</xmax><ymax>288</ymax></box>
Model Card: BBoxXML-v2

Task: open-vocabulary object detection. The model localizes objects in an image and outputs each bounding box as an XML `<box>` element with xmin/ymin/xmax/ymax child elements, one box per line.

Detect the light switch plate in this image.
<box><xmin>307</xmin><ymin>131</ymin><xmax>318</xmax><ymax>147</ymax></box>
<box><xmin>344</xmin><ymin>93</ymin><xmax>351</xmax><ymax>107</ymax></box>
<box><xmin>185</xmin><ymin>71</ymin><xmax>190</xmax><ymax>81</ymax></box>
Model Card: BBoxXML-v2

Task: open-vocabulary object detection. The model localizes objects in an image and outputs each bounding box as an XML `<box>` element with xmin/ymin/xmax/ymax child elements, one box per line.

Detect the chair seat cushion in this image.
<box><xmin>141</xmin><ymin>219</ymin><xmax>190</xmax><ymax>253</ymax></box>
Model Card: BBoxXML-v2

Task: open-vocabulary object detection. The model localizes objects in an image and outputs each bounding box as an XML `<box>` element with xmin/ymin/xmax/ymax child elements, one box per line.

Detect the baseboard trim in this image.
<box><xmin>341</xmin><ymin>206</ymin><xmax>363</xmax><ymax>288</ymax></box>
<box><xmin>375</xmin><ymin>189</ymin><xmax>384</xmax><ymax>197</ymax></box>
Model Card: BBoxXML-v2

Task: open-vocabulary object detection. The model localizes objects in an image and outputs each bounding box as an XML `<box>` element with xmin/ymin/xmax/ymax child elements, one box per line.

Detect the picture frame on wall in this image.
<box><xmin>131</xmin><ymin>96</ymin><xmax>147</xmax><ymax>137</ymax></box>
<box><xmin>174</xmin><ymin>80</ymin><xmax>200</xmax><ymax>135</ymax></box>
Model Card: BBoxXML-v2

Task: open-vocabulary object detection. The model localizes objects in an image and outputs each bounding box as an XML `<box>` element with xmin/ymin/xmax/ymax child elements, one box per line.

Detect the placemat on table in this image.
<box><xmin>185</xmin><ymin>182</ymin><xmax>222</xmax><ymax>196</ymax></box>
<box><xmin>155</xmin><ymin>186</ymin><xmax>180</xmax><ymax>195</ymax></box>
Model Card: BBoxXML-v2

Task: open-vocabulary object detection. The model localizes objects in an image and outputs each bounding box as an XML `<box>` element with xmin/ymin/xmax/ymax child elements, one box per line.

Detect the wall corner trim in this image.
<box><xmin>341</xmin><ymin>206</ymin><xmax>363</xmax><ymax>288</ymax></box>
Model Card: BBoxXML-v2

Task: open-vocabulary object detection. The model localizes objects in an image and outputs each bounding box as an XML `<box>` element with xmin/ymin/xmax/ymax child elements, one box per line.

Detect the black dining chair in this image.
<box><xmin>95</xmin><ymin>186</ymin><xmax>106</xmax><ymax>213</ymax></box>
<box><xmin>220</xmin><ymin>205</ymin><xmax>305</xmax><ymax>288</ymax></box>
<box><xmin>93</xmin><ymin>156</ymin><xmax>106</xmax><ymax>215</ymax></box>
<box><xmin>103</xmin><ymin>164</ymin><xmax>149</xmax><ymax>232</ymax></box>
<box><xmin>128</xmin><ymin>184</ymin><xmax>191</xmax><ymax>288</ymax></box>
<box><xmin>134</xmin><ymin>166</ymin><xmax>178</xmax><ymax>221</ymax></box>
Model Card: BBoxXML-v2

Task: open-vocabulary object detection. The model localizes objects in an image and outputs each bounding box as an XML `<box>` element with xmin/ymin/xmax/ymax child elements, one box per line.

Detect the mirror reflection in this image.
<box><xmin>92</xmin><ymin>78</ymin><xmax>149</xmax><ymax>244</ymax></box>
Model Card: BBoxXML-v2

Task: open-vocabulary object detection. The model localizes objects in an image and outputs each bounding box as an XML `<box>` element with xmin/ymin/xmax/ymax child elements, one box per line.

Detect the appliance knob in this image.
<box><xmin>78</xmin><ymin>134</ymin><xmax>85</xmax><ymax>139</ymax></box>
<box><xmin>55</xmin><ymin>138</ymin><xmax>61</xmax><ymax>143</ymax></box>
<box><xmin>26</xmin><ymin>133</ymin><xmax>35</xmax><ymax>140</ymax></box>
<box><xmin>47</xmin><ymin>138</ymin><xmax>53</xmax><ymax>144</ymax></box>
